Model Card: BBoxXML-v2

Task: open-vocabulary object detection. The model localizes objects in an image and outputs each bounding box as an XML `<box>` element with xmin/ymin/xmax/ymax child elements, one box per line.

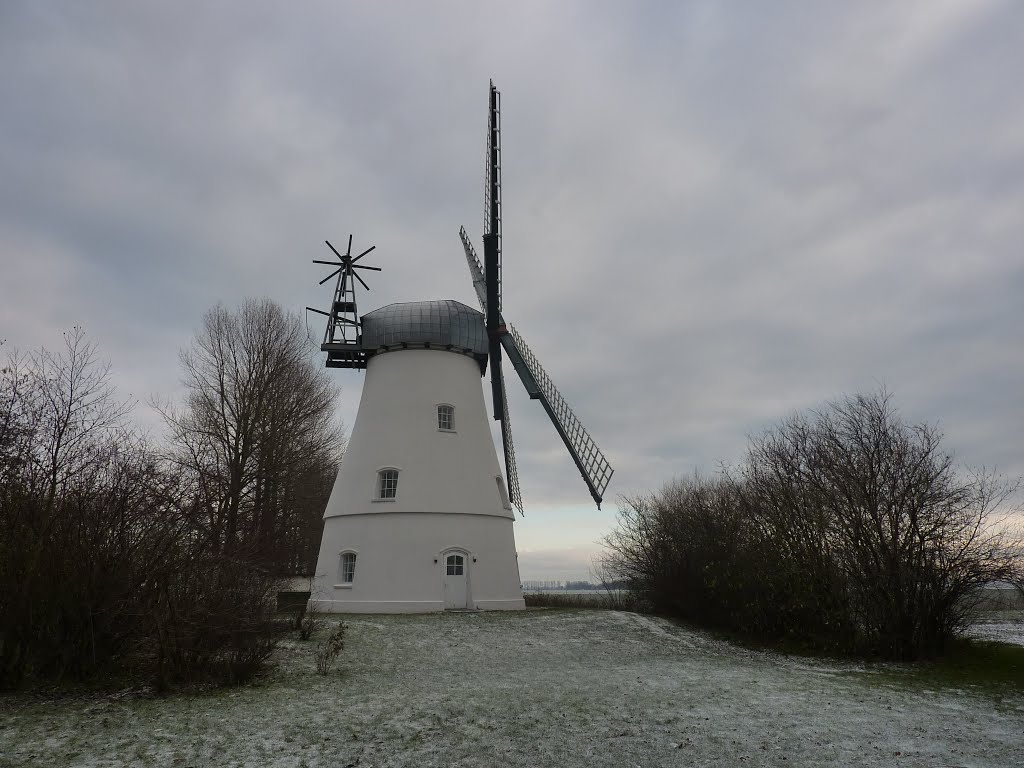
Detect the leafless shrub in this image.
<box><xmin>745</xmin><ymin>391</ymin><xmax>1024</xmax><ymax>657</ymax></box>
<box><xmin>0</xmin><ymin>328</ymin><xmax>290</xmax><ymax>690</ymax></box>
<box><xmin>298</xmin><ymin>577</ymin><xmax>324</xmax><ymax>641</ymax></box>
<box><xmin>315</xmin><ymin>621</ymin><xmax>346</xmax><ymax>675</ymax></box>
<box><xmin>591</xmin><ymin>558</ymin><xmax>640</xmax><ymax>612</ymax></box>
<box><xmin>604</xmin><ymin>390</ymin><xmax>1024</xmax><ymax>660</ymax></box>
<box><xmin>603</xmin><ymin>475</ymin><xmax>789</xmax><ymax>633</ymax></box>
<box><xmin>0</xmin><ymin>330</ymin><xmax>161</xmax><ymax>686</ymax></box>
<box><xmin>147</xmin><ymin>554</ymin><xmax>285</xmax><ymax>689</ymax></box>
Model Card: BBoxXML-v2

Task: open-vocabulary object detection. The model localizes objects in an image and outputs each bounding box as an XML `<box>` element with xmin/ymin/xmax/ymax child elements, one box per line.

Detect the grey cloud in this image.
<box><xmin>2</xmin><ymin>2</ymin><xmax>1022</xmax><ymax>575</ymax></box>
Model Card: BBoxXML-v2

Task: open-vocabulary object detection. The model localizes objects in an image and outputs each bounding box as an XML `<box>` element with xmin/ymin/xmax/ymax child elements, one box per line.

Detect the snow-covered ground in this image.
<box><xmin>2</xmin><ymin>610</ymin><xmax>1022</xmax><ymax>767</ymax></box>
<box><xmin>967</xmin><ymin>612</ymin><xmax>1024</xmax><ymax>647</ymax></box>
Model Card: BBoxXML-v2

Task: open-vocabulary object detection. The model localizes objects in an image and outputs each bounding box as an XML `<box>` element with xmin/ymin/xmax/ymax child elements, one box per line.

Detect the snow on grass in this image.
<box><xmin>968</xmin><ymin>611</ymin><xmax>1024</xmax><ymax>647</ymax></box>
<box><xmin>2</xmin><ymin>609</ymin><xmax>1022</xmax><ymax>767</ymax></box>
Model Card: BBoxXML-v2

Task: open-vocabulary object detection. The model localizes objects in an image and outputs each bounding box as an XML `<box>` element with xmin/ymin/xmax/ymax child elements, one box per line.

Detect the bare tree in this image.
<box><xmin>159</xmin><ymin>299</ymin><xmax>343</xmax><ymax>570</ymax></box>
<box><xmin>0</xmin><ymin>329</ymin><xmax>133</xmax><ymax>503</ymax></box>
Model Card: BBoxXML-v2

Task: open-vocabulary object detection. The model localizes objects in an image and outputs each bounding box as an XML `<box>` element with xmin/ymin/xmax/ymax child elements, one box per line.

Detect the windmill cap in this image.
<box><xmin>361</xmin><ymin>299</ymin><xmax>487</xmax><ymax>357</ymax></box>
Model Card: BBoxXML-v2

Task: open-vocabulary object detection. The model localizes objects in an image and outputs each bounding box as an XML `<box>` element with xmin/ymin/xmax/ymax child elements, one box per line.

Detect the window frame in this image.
<box><xmin>495</xmin><ymin>475</ymin><xmax>513</xmax><ymax>511</ymax></box>
<box><xmin>446</xmin><ymin>553</ymin><xmax>465</xmax><ymax>576</ymax></box>
<box><xmin>376</xmin><ymin>468</ymin><xmax>399</xmax><ymax>501</ymax></box>
<box><xmin>337</xmin><ymin>550</ymin><xmax>358</xmax><ymax>587</ymax></box>
<box><xmin>437</xmin><ymin>403</ymin><xmax>455</xmax><ymax>432</ymax></box>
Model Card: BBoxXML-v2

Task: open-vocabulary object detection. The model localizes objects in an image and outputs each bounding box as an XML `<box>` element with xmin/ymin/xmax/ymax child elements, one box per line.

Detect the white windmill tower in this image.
<box><xmin>308</xmin><ymin>82</ymin><xmax>613</xmax><ymax>613</ymax></box>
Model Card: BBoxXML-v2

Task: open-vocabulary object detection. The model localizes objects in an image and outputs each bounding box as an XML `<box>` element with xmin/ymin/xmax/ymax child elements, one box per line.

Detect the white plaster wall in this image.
<box><xmin>311</xmin><ymin>347</ymin><xmax>524</xmax><ymax>612</ymax></box>
<box><xmin>324</xmin><ymin>349</ymin><xmax>513</xmax><ymax>519</ymax></box>
<box><xmin>310</xmin><ymin>512</ymin><xmax>524</xmax><ymax>613</ymax></box>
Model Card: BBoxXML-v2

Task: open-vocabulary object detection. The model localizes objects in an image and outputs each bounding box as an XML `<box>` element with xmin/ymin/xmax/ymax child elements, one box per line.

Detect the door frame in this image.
<box><xmin>439</xmin><ymin>547</ymin><xmax>472</xmax><ymax>609</ymax></box>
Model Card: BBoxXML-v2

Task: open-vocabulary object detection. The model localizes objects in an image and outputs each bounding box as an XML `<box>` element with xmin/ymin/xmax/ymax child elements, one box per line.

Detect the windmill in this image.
<box><xmin>307</xmin><ymin>81</ymin><xmax>612</xmax><ymax>613</ymax></box>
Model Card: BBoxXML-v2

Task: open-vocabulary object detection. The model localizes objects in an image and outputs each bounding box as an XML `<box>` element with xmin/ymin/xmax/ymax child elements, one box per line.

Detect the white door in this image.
<box><xmin>443</xmin><ymin>552</ymin><xmax>469</xmax><ymax>609</ymax></box>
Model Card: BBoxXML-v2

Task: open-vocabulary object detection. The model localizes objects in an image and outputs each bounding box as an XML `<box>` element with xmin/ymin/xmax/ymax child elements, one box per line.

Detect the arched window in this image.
<box><xmin>377</xmin><ymin>468</ymin><xmax>399</xmax><ymax>499</ymax></box>
<box><xmin>446</xmin><ymin>554</ymin><xmax>465</xmax><ymax>575</ymax></box>
<box><xmin>339</xmin><ymin>551</ymin><xmax>357</xmax><ymax>584</ymax></box>
<box><xmin>437</xmin><ymin>404</ymin><xmax>455</xmax><ymax>431</ymax></box>
<box><xmin>496</xmin><ymin>476</ymin><xmax>512</xmax><ymax>511</ymax></box>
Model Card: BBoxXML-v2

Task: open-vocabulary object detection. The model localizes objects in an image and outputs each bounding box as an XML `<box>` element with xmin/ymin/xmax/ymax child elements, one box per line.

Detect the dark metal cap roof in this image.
<box><xmin>361</xmin><ymin>300</ymin><xmax>488</xmax><ymax>356</ymax></box>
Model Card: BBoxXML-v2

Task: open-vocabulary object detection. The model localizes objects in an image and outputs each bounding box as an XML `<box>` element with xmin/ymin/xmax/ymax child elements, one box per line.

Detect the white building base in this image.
<box><xmin>310</xmin><ymin>512</ymin><xmax>525</xmax><ymax>613</ymax></box>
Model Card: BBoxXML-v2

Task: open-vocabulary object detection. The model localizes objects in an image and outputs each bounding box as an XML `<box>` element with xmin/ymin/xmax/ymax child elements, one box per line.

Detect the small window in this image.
<box><xmin>339</xmin><ymin>552</ymin><xmax>357</xmax><ymax>584</ymax></box>
<box><xmin>496</xmin><ymin>476</ymin><xmax>512</xmax><ymax>510</ymax></box>
<box><xmin>446</xmin><ymin>554</ymin><xmax>465</xmax><ymax>576</ymax></box>
<box><xmin>437</xmin><ymin>404</ymin><xmax>454</xmax><ymax>431</ymax></box>
<box><xmin>378</xmin><ymin>469</ymin><xmax>398</xmax><ymax>499</ymax></box>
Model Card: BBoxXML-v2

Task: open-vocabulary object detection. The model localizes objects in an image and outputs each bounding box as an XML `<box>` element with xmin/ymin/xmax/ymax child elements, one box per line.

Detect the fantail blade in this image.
<box><xmin>319</xmin><ymin>268</ymin><xmax>342</xmax><ymax>285</ymax></box>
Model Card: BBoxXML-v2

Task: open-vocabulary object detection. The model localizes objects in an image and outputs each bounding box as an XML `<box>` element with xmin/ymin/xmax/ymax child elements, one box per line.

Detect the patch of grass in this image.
<box><xmin>523</xmin><ymin>591</ymin><xmax>638</xmax><ymax>610</ymax></box>
<box><xmin>869</xmin><ymin>638</ymin><xmax>1024</xmax><ymax>694</ymax></box>
<box><xmin>524</xmin><ymin>592</ymin><xmax>606</xmax><ymax>608</ymax></box>
<box><xmin>667</xmin><ymin>612</ymin><xmax>1024</xmax><ymax>696</ymax></box>
<box><xmin>659</xmin><ymin>613</ymin><xmax>862</xmax><ymax>663</ymax></box>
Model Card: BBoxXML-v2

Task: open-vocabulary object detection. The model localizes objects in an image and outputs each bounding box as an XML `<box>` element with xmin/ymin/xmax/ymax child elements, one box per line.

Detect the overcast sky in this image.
<box><xmin>2</xmin><ymin>1</ymin><xmax>1022</xmax><ymax>580</ymax></box>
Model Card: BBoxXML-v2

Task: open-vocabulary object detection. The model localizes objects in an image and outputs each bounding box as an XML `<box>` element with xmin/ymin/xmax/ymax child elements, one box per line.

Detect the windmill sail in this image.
<box><xmin>459</xmin><ymin>79</ymin><xmax>613</xmax><ymax>510</ymax></box>
<box><xmin>461</xmin><ymin>225</ymin><xmax>523</xmax><ymax>514</ymax></box>
<box><xmin>501</xmin><ymin>326</ymin><xmax>613</xmax><ymax>508</ymax></box>
<box><xmin>459</xmin><ymin>226</ymin><xmax>488</xmax><ymax>311</ymax></box>
<box><xmin>483</xmin><ymin>81</ymin><xmax>505</xmax><ymax>424</ymax></box>
<box><xmin>498</xmin><ymin>373</ymin><xmax>523</xmax><ymax>514</ymax></box>
<box><xmin>459</xmin><ymin>226</ymin><xmax>613</xmax><ymax>508</ymax></box>
<box><xmin>484</xmin><ymin>81</ymin><xmax>501</xmax><ymax>283</ymax></box>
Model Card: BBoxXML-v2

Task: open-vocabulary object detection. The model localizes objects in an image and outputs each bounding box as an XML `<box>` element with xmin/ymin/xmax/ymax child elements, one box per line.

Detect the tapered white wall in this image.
<box><xmin>310</xmin><ymin>348</ymin><xmax>525</xmax><ymax>612</ymax></box>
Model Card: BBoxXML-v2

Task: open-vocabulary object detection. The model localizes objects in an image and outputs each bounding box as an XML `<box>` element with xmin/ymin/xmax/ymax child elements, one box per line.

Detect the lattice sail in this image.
<box><xmin>499</xmin><ymin>374</ymin><xmax>523</xmax><ymax>515</ymax></box>
<box><xmin>502</xmin><ymin>325</ymin><xmax>614</xmax><ymax>507</ymax></box>
<box><xmin>484</xmin><ymin>81</ymin><xmax>502</xmax><ymax>245</ymax></box>
<box><xmin>459</xmin><ymin>226</ymin><xmax>487</xmax><ymax>312</ymax></box>
<box><xmin>461</xmin><ymin>224</ymin><xmax>522</xmax><ymax>513</ymax></box>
